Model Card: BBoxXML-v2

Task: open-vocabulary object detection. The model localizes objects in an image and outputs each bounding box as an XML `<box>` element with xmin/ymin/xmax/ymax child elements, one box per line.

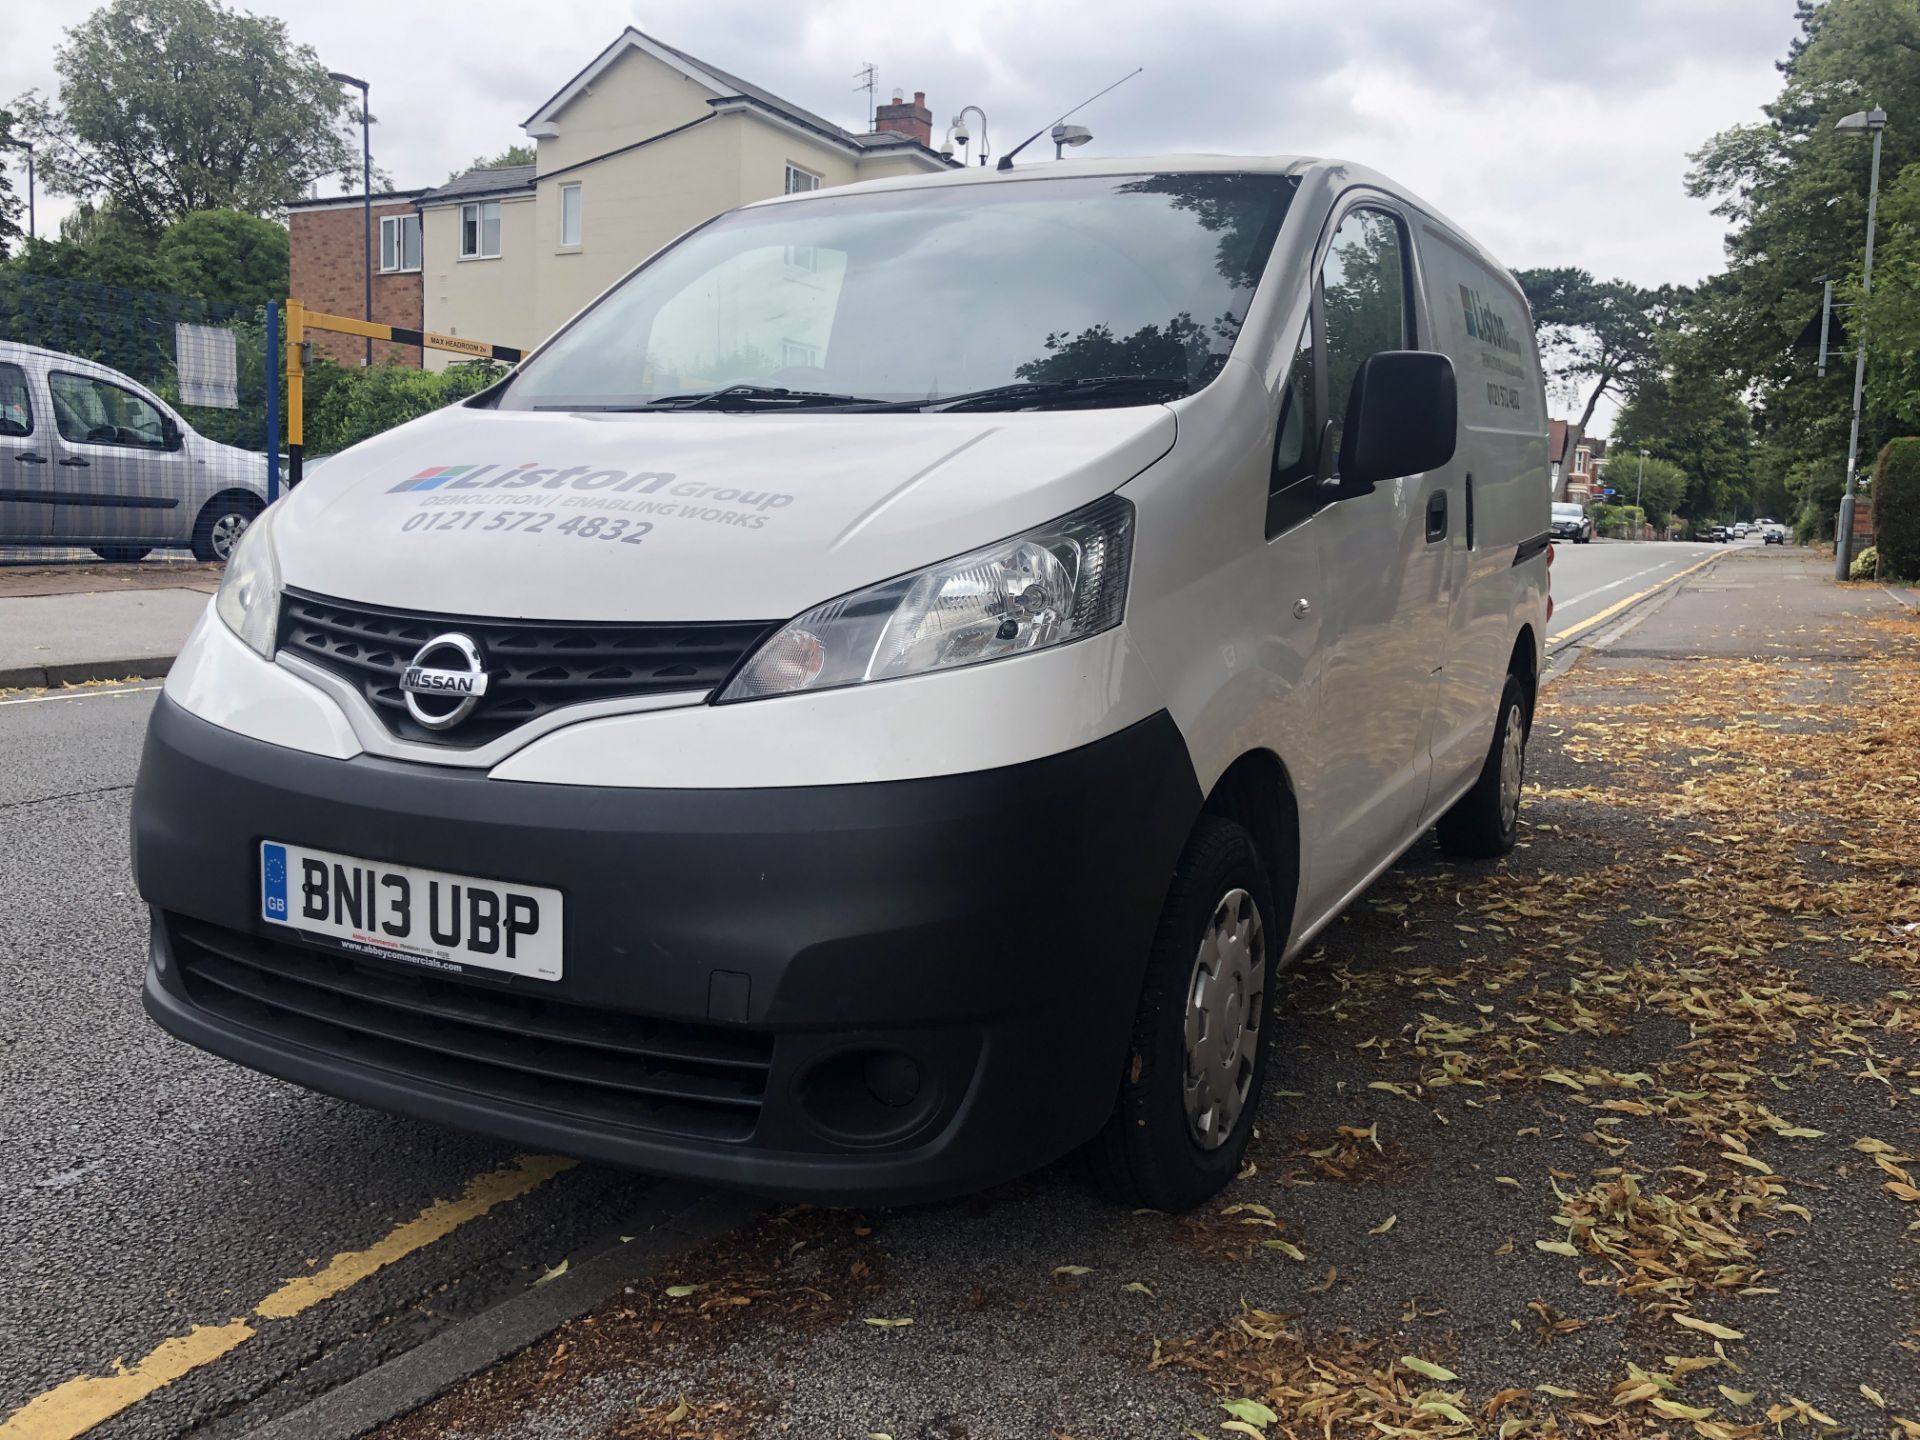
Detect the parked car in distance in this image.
<box><xmin>1550</xmin><ymin>501</ymin><xmax>1593</xmax><ymax>544</ymax></box>
<box><xmin>1764</xmin><ymin>523</ymin><xmax>1786</xmax><ymax>545</ymax></box>
<box><xmin>1695</xmin><ymin>524</ymin><xmax>1729</xmax><ymax>542</ymax></box>
<box><xmin>0</xmin><ymin>340</ymin><xmax>270</xmax><ymax>562</ymax></box>
<box><xmin>134</xmin><ymin>154</ymin><xmax>1551</xmax><ymax>1212</ymax></box>
<box><xmin>1731</xmin><ymin>522</ymin><xmax>1750</xmax><ymax>538</ymax></box>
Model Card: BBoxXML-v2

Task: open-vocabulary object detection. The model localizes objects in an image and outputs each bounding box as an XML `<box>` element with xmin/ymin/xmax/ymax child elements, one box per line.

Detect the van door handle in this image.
<box><xmin>1426</xmin><ymin>490</ymin><xmax>1448</xmax><ymax>543</ymax></box>
<box><xmin>14</xmin><ymin>452</ymin><xmax>45</xmax><ymax>464</ymax></box>
<box><xmin>1292</xmin><ymin>597</ymin><xmax>1312</xmax><ymax>619</ymax></box>
<box><xmin>58</xmin><ymin>456</ymin><xmax>90</xmax><ymax>467</ymax></box>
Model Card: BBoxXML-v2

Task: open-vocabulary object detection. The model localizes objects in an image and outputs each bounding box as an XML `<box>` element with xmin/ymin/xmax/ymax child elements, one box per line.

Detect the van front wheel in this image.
<box><xmin>1089</xmin><ymin>815</ymin><xmax>1276</xmax><ymax>1212</ymax></box>
<box><xmin>1436</xmin><ymin>673</ymin><xmax>1529</xmax><ymax>859</ymax></box>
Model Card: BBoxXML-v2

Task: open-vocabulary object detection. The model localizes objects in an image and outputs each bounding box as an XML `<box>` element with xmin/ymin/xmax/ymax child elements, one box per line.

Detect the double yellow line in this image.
<box><xmin>1547</xmin><ymin>551</ymin><xmax>1724</xmax><ymax>649</ymax></box>
<box><xmin>1</xmin><ymin>1155</ymin><xmax>572</xmax><ymax>1440</ymax></box>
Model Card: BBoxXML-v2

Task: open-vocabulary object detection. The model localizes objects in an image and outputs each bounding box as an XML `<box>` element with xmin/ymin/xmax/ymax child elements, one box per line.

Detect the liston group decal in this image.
<box><xmin>389</xmin><ymin>463</ymin><xmax>793</xmax><ymax>510</ymax></box>
<box><xmin>1458</xmin><ymin>285</ymin><xmax>1525</xmax><ymax>357</ymax></box>
<box><xmin>386</xmin><ymin>463</ymin><xmax>798</xmax><ymax>538</ymax></box>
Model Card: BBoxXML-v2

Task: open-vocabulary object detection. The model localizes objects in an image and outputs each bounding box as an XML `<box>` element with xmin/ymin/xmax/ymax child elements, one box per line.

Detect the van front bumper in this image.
<box><xmin>134</xmin><ymin>695</ymin><xmax>1200</xmax><ymax>1204</ymax></box>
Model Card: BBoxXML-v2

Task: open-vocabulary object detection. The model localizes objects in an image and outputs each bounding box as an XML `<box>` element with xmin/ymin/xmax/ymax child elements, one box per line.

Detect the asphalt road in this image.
<box><xmin>1545</xmin><ymin>535</ymin><xmax>1754</xmax><ymax>654</ymax></box>
<box><xmin>0</xmin><ymin>684</ymin><xmax>659</xmax><ymax>1440</ymax></box>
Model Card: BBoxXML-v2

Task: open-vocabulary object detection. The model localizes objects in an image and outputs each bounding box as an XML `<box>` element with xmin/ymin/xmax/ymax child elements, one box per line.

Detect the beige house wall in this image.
<box><xmin>534</xmin><ymin>49</ymin><xmax>717</xmax><ymax>171</ymax></box>
<box><xmin>420</xmin><ymin>195</ymin><xmax>539</xmax><ymax>372</ymax></box>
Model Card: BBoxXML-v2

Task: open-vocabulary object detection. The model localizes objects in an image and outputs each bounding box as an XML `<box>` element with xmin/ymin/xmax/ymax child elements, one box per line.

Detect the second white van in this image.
<box><xmin>134</xmin><ymin>155</ymin><xmax>1550</xmax><ymax>1210</ymax></box>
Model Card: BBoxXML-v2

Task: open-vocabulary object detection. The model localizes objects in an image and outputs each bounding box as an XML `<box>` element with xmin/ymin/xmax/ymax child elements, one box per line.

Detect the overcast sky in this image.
<box><xmin>4</xmin><ymin>0</ymin><xmax>1801</xmax><ymax>427</ymax></box>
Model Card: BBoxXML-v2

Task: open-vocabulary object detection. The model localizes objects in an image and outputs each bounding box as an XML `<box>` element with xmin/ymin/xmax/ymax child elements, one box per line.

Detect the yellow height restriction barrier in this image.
<box><xmin>283</xmin><ymin>300</ymin><xmax>523</xmax><ymax>485</ymax></box>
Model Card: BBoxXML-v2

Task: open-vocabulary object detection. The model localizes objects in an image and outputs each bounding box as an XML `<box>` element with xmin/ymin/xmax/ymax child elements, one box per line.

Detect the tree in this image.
<box><xmin>157</xmin><ymin>210</ymin><xmax>288</xmax><ymax>306</ymax></box>
<box><xmin>1685</xmin><ymin>0</ymin><xmax>1920</xmax><ymax>476</ymax></box>
<box><xmin>1598</xmin><ymin>454</ymin><xmax>1688</xmax><ymax>528</ymax></box>
<box><xmin>451</xmin><ymin>144</ymin><xmax>536</xmax><ymax>181</ymax></box>
<box><xmin>1515</xmin><ymin>267</ymin><xmax>1674</xmax><ymax>441</ymax></box>
<box><xmin>10</xmin><ymin>203</ymin><xmax>165</xmax><ymax>290</ymax></box>
<box><xmin>1612</xmin><ymin>326</ymin><xmax>1755</xmax><ymax>521</ymax></box>
<box><xmin>0</xmin><ymin>106</ymin><xmax>23</xmax><ymax>260</ymax></box>
<box><xmin>10</xmin><ymin>0</ymin><xmax>358</xmax><ymax>232</ymax></box>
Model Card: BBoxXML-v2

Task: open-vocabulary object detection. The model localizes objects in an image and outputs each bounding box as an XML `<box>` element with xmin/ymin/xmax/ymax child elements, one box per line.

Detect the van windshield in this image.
<box><xmin>496</xmin><ymin>172</ymin><xmax>1297</xmax><ymax>413</ymax></box>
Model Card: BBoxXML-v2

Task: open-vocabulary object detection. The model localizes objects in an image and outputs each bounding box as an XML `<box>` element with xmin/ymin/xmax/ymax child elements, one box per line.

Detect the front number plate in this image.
<box><xmin>260</xmin><ymin>841</ymin><xmax>562</xmax><ymax>981</ymax></box>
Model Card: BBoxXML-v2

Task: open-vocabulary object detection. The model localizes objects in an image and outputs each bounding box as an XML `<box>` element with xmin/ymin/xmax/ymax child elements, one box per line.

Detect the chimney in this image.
<box><xmin>873</xmin><ymin>88</ymin><xmax>932</xmax><ymax>147</ymax></box>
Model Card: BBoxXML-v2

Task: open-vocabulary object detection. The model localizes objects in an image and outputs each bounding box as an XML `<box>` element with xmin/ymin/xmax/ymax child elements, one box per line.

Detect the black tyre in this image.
<box><xmin>1088</xmin><ymin>815</ymin><xmax>1278</xmax><ymax>1212</ymax></box>
<box><xmin>91</xmin><ymin>545</ymin><xmax>152</xmax><ymax>563</ymax></box>
<box><xmin>1436</xmin><ymin>672</ymin><xmax>1530</xmax><ymax>859</ymax></box>
<box><xmin>191</xmin><ymin>494</ymin><xmax>261</xmax><ymax>562</ymax></box>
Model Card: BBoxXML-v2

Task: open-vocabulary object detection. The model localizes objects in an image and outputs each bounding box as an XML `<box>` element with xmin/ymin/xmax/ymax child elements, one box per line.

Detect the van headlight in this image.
<box><xmin>720</xmin><ymin>494</ymin><xmax>1134</xmax><ymax>701</ymax></box>
<box><xmin>213</xmin><ymin>502</ymin><xmax>282</xmax><ymax>660</ymax></box>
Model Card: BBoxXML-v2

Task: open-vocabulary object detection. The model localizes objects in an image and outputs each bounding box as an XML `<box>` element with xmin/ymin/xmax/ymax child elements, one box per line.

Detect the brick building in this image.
<box><xmin>286</xmin><ymin>189</ymin><xmax>430</xmax><ymax>367</ymax></box>
<box><xmin>1547</xmin><ymin>419</ymin><xmax>1607</xmax><ymax>503</ymax></box>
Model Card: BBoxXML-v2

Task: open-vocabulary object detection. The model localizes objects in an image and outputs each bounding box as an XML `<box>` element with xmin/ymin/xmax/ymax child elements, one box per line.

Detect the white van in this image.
<box><xmin>134</xmin><ymin>157</ymin><xmax>1549</xmax><ymax>1210</ymax></box>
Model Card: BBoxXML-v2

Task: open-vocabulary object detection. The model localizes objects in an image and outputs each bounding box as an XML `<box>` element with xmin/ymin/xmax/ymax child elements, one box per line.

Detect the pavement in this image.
<box><xmin>4</xmin><ymin>544</ymin><xmax>1917</xmax><ymax>1440</ymax></box>
<box><xmin>0</xmin><ymin>562</ymin><xmax>220</xmax><ymax>690</ymax></box>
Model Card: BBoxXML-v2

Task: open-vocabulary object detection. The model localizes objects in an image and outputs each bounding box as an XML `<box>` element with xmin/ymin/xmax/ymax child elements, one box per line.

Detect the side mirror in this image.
<box><xmin>1337</xmin><ymin>351</ymin><xmax>1457</xmax><ymax>492</ymax></box>
<box><xmin>161</xmin><ymin>416</ymin><xmax>184</xmax><ymax>452</ymax></box>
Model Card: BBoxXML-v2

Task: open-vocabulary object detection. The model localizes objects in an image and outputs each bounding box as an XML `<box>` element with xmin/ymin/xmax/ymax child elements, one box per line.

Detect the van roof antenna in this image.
<box><xmin>997</xmin><ymin>67</ymin><xmax>1142</xmax><ymax>172</ymax></box>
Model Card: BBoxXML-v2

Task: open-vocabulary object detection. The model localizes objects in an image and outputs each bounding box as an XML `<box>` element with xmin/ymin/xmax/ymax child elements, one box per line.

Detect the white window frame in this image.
<box><xmin>379</xmin><ymin>213</ymin><xmax>421</xmax><ymax>273</ymax></box>
<box><xmin>460</xmin><ymin>200</ymin><xmax>502</xmax><ymax>260</ymax></box>
<box><xmin>780</xmin><ymin>339</ymin><xmax>823</xmax><ymax>369</ymax></box>
<box><xmin>559</xmin><ymin>183</ymin><xmax>582</xmax><ymax>249</ymax></box>
<box><xmin>784</xmin><ymin>163</ymin><xmax>822</xmax><ymax>195</ymax></box>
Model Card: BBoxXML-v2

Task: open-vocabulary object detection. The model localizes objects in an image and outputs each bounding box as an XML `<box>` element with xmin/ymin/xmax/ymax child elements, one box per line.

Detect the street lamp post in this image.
<box><xmin>328</xmin><ymin>71</ymin><xmax>373</xmax><ymax>367</ymax></box>
<box><xmin>1</xmin><ymin>139</ymin><xmax>32</xmax><ymax>241</ymax></box>
<box><xmin>1636</xmin><ymin>448</ymin><xmax>1647</xmax><ymax>540</ymax></box>
<box><xmin>1834</xmin><ymin>106</ymin><xmax>1887</xmax><ymax>580</ymax></box>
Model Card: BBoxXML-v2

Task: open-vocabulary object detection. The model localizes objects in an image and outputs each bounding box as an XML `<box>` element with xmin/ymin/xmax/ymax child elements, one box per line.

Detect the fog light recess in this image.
<box><xmin>796</xmin><ymin>1048</ymin><xmax>937</xmax><ymax>1146</ymax></box>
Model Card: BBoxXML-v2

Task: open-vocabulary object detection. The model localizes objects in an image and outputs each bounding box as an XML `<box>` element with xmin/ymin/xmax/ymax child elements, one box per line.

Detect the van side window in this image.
<box><xmin>1321</xmin><ymin>208</ymin><xmax>1412</xmax><ymax>469</ymax></box>
<box><xmin>1266</xmin><ymin>321</ymin><xmax>1318</xmax><ymax>537</ymax></box>
<box><xmin>0</xmin><ymin>363</ymin><xmax>31</xmax><ymax>438</ymax></box>
<box><xmin>49</xmin><ymin>372</ymin><xmax>169</xmax><ymax>449</ymax></box>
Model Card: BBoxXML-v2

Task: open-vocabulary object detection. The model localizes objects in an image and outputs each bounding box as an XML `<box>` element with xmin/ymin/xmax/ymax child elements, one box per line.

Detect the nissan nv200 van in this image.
<box><xmin>133</xmin><ymin>156</ymin><xmax>1550</xmax><ymax>1211</ymax></box>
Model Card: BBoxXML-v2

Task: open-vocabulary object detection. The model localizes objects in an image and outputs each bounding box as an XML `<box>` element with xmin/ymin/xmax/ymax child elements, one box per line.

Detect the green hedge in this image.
<box><xmin>305</xmin><ymin>360</ymin><xmax>508</xmax><ymax>456</ymax></box>
<box><xmin>1875</xmin><ymin>438</ymin><xmax>1920</xmax><ymax>581</ymax></box>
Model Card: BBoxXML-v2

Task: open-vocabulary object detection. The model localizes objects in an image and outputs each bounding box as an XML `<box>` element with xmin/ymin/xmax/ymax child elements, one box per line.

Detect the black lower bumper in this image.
<box><xmin>134</xmin><ymin>695</ymin><xmax>1200</xmax><ymax>1203</ymax></box>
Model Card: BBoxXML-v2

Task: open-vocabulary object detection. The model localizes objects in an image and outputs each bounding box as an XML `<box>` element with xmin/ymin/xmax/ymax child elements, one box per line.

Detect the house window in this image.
<box><xmin>1574</xmin><ymin>446</ymin><xmax>1590</xmax><ymax>473</ymax></box>
<box><xmin>379</xmin><ymin>213</ymin><xmax>421</xmax><ymax>273</ymax></box>
<box><xmin>781</xmin><ymin>339</ymin><xmax>822</xmax><ymax>369</ymax></box>
<box><xmin>559</xmin><ymin>184</ymin><xmax>582</xmax><ymax>248</ymax></box>
<box><xmin>460</xmin><ymin>201</ymin><xmax>502</xmax><ymax>259</ymax></box>
<box><xmin>784</xmin><ymin>164</ymin><xmax>822</xmax><ymax>195</ymax></box>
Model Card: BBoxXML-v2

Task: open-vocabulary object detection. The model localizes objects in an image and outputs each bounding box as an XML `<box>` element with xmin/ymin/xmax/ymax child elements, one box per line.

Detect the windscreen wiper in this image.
<box><xmin>644</xmin><ymin>384</ymin><xmax>888</xmax><ymax>411</ymax></box>
<box><xmin>918</xmin><ymin>374</ymin><xmax>1192</xmax><ymax>412</ymax></box>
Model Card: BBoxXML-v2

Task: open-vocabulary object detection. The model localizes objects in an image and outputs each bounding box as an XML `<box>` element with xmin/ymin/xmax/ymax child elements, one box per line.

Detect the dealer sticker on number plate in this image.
<box><xmin>260</xmin><ymin>841</ymin><xmax>563</xmax><ymax>981</ymax></box>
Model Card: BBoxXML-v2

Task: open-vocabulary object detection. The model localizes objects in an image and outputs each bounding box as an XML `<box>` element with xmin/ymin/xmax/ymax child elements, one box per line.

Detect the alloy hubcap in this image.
<box><xmin>211</xmin><ymin>512</ymin><xmax>250</xmax><ymax>560</ymax></box>
<box><xmin>1183</xmin><ymin>887</ymin><xmax>1267</xmax><ymax>1150</ymax></box>
<box><xmin>1498</xmin><ymin>703</ymin><xmax>1526</xmax><ymax>831</ymax></box>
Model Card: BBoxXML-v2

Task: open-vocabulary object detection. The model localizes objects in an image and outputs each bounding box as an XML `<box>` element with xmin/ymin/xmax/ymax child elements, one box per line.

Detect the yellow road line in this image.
<box><xmin>0</xmin><ymin>1154</ymin><xmax>574</xmax><ymax>1440</ymax></box>
<box><xmin>1548</xmin><ymin>551</ymin><xmax>1724</xmax><ymax>648</ymax></box>
<box><xmin>0</xmin><ymin>1324</ymin><xmax>255</xmax><ymax>1440</ymax></box>
<box><xmin>255</xmin><ymin>1153</ymin><xmax>574</xmax><ymax>1319</ymax></box>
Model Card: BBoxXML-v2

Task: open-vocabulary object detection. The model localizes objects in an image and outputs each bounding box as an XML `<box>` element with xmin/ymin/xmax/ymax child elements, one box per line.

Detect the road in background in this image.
<box><xmin>0</xmin><ymin>685</ymin><xmax>655</xmax><ymax>1440</ymax></box>
<box><xmin>1545</xmin><ymin>536</ymin><xmax>1754</xmax><ymax>656</ymax></box>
